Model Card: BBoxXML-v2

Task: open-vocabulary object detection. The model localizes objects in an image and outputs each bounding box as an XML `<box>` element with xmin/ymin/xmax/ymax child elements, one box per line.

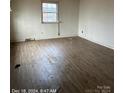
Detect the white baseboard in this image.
<box><xmin>79</xmin><ymin>35</ymin><xmax>114</xmax><ymax>50</ymax></box>
<box><xmin>10</xmin><ymin>34</ymin><xmax>78</xmax><ymax>43</ymax></box>
<box><xmin>11</xmin><ymin>35</ymin><xmax>114</xmax><ymax>50</ymax></box>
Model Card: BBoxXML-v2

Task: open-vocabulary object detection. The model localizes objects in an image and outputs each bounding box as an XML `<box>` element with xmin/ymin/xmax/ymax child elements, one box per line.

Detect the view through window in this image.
<box><xmin>42</xmin><ymin>3</ymin><xmax>58</xmax><ymax>23</ymax></box>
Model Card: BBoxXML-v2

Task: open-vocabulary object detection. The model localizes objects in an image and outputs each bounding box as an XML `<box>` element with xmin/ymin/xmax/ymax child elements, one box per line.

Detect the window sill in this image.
<box><xmin>42</xmin><ymin>22</ymin><xmax>59</xmax><ymax>24</ymax></box>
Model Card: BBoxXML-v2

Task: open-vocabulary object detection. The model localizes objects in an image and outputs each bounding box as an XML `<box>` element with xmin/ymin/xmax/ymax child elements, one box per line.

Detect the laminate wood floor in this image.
<box><xmin>10</xmin><ymin>37</ymin><xmax>114</xmax><ymax>93</ymax></box>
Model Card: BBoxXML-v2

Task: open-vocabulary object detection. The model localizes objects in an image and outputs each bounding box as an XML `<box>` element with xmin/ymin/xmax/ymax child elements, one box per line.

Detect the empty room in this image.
<box><xmin>10</xmin><ymin>0</ymin><xmax>114</xmax><ymax>93</ymax></box>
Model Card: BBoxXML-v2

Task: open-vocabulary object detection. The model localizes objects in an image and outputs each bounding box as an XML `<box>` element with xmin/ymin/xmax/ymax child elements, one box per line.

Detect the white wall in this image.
<box><xmin>78</xmin><ymin>0</ymin><xmax>114</xmax><ymax>49</ymax></box>
<box><xmin>10</xmin><ymin>0</ymin><xmax>79</xmax><ymax>42</ymax></box>
<box><xmin>59</xmin><ymin>0</ymin><xmax>79</xmax><ymax>36</ymax></box>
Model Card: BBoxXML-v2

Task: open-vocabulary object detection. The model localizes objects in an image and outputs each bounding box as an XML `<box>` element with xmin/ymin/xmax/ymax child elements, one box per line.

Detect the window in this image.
<box><xmin>42</xmin><ymin>2</ymin><xmax>58</xmax><ymax>23</ymax></box>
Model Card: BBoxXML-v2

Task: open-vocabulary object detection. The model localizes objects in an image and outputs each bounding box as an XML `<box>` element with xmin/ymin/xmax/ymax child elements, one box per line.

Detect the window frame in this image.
<box><xmin>41</xmin><ymin>1</ymin><xmax>59</xmax><ymax>24</ymax></box>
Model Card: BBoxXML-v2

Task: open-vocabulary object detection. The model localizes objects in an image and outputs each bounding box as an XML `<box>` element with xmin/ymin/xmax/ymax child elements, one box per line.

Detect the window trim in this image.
<box><xmin>41</xmin><ymin>1</ymin><xmax>59</xmax><ymax>24</ymax></box>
